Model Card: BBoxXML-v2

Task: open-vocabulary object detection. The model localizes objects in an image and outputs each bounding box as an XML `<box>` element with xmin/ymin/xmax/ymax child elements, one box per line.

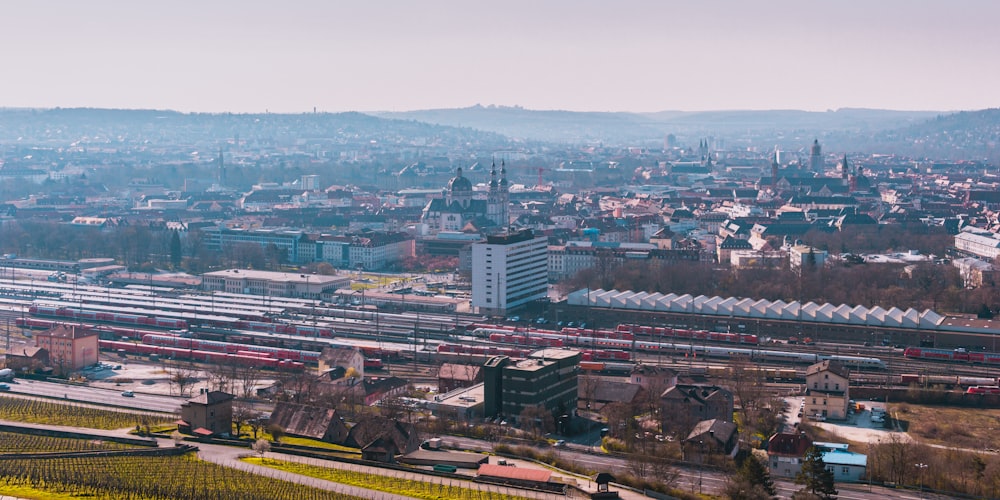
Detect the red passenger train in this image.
<box><xmin>99</xmin><ymin>340</ymin><xmax>305</xmax><ymax>372</ymax></box>
<box><xmin>903</xmin><ymin>347</ymin><xmax>1000</xmax><ymax>365</ymax></box>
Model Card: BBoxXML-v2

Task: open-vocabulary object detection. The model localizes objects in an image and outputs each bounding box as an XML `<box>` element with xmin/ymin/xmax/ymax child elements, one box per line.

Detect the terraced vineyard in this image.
<box><xmin>0</xmin><ymin>453</ymin><xmax>352</xmax><ymax>500</ymax></box>
<box><xmin>245</xmin><ymin>457</ymin><xmax>535</xmax><ymax>500</ymax></box>
<box><xmin>0</xmin><ymin>395</ymin><xmax>172</xmax><ymax>430</ymax></box>
<box><xmin>0</xmin><ymin>431</ymin><xmax>136</xmax><ymax>453</ymax></box>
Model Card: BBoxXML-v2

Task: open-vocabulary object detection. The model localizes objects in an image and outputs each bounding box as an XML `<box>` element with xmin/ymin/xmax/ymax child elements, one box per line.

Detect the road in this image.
<box><xmin>441</xmin><ymin>435</ymin><xmax>948</xmax><ymax>499</ymax></box>
<box><xmin>4</xmin><ymin>378</ymin><xmax>183</xmax><ymax>413</ymax></box>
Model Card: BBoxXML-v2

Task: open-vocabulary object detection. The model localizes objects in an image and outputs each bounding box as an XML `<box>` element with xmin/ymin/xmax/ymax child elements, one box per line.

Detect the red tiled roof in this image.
<box><xmin>193</xmin><ymin>428</ymin><xmax>214</xmax><ymax>436</ymax></box>
<box><xmin>768</xmin><ymin>432</ymin><xmax>812</xmax><ymax>457</ymax></box>
<box><xmin>478</xmin><ymin>463</ymin><xmax>551</xmax><ymax>483</ymax></box>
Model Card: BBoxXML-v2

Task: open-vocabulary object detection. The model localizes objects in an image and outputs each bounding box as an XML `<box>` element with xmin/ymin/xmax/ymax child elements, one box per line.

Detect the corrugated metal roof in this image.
<box><xmin>821</xmin><ymin>449</ymin><xmax>867</xmax><ymax>467</ymax></box>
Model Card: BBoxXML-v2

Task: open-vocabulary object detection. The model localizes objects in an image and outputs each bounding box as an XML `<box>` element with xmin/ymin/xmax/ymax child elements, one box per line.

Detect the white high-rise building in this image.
<box><xmin>471</xmin><ymin>229</ymin><xmax>548</xmax><ymax>316</ymax></box>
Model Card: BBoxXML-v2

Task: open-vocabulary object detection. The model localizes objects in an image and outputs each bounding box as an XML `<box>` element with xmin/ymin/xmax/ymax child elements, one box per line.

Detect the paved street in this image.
<box><xmin>4</xmin><ymin>378</ymin><xmax>183</xmax><ymax>414</ymax></box>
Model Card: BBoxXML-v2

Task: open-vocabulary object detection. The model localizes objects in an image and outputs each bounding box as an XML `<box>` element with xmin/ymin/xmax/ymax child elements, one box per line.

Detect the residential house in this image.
<box><xmin>361</xmin><ymin>436</ymin><xmax>399</xmax><ymax>463</ymax></box>
<box><xmin>660</xmin><ymin>385</ymin><xmax>734</xmax><ymax>435</ymax></box>
<box><xmin>767</xmin><ymin>432</ymin><xmax>813</xmax><ymax>479</ymax></box>
<box><xmin>362</xmin><ymin>376</ymin><xmax>410</xmax><ymax>406</ymax></box>
<box><xmin>345</xmin><ymin>416</ymin><xmax>421</xmax><ymax>459</ymax></box>
<box><xmin>682</xmin><ymin>419</ymin><xmax>738</xmax><ymax>462</ymax></box>
<box><xmin>438</xmin><ymin>363</ymin><xmax>483</xmax><ymax>393</ymax></box>
<box><xmin>804</xmin><ymin>360</ymin><xmax>850</xmax><ymax>420</ymax></box>
<box><xmin>267</xmin><ymin>402</ymin><xmax>349</xmax><ymax>444</ymax></box>
<box><xmin>3</xmin><ymin>346</ymin><xmax>49</xmax><ymax>375</ymax></box>
<box><xmin>318</xmin><ymin>347</ymin><xmax>365</xmax><ymax>379</ymax></box>
<box><xmin>630</xmin><ymin>364</ymin><xmax>677</xmax><ymax>392</ymax></box>
<box><xmin>578</xmin><ymin>378</ymin><xmax>643</xmax><ymax>412</ymax></box>
<box><xmin>179</xmin><ymin>391</ymin><xmax>234</xmax><ymax>437</ymax></box>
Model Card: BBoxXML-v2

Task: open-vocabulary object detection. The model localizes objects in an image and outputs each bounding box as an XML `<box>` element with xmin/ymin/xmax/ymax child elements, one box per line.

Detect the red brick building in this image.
<box><xmin>34</xmin><ymin>324</ymin><xmax>98</xmax><ymax>376</ymax></box>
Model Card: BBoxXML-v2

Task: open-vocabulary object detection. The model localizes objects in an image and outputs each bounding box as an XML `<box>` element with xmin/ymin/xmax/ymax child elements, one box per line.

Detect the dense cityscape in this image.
<box><xmin>3</xmin><ymin>2</ymin><xmax>1000</xmax><ymax>499</ymax></box>
<box><xmin>0</xmin><ymin>105</ymin><xmax>998</xmax><ymax>500</ymax></box>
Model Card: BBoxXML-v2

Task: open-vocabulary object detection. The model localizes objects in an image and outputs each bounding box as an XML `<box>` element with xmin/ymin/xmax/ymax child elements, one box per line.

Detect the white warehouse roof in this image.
<box><xmin>567</xmin><ymin>288</ymin><xmax>945</xmax><ymax>330</ymax></box>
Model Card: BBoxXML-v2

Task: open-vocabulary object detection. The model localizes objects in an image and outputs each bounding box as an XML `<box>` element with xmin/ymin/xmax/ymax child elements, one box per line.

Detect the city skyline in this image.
<box><xmin>1</xmin><ymin>0</ymin><xmax>998</xmax><ymax>114</ymax></box>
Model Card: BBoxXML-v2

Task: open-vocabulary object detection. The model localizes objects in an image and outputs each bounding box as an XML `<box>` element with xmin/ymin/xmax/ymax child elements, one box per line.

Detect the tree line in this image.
<box><xmin>564</xmin><ymin>229</ymin><xmax>1000</xmax><ymax>316</ymax></box>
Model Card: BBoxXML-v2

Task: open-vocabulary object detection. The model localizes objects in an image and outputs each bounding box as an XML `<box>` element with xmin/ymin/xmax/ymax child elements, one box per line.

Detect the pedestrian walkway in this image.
<box><xmin>202</xmin><ymin>444</ymin><xmax>569</xmax><ymax>500</ymax></box>
<box><xmin>0</xmin><ymin>419</ymin><xmax>580</xmax><ymax>499</ymax></box>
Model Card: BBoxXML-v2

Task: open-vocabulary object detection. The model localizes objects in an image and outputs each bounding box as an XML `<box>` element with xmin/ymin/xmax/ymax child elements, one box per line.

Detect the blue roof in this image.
<box><xmin>821</xmin><ymin>450</ymin><xmax>867</xmax><ymax>467</ymax></box>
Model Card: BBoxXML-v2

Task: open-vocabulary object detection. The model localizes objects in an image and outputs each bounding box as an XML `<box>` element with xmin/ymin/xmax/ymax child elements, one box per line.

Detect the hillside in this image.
<box><xmin>376</xmin><ymin>105</ymin><xmax>941</xmax><ymax>146</ymax></box>
<box><xmin>0</xmin><ymin>108</ymin><xmax>515</xmax><ymax>150</ymax></box>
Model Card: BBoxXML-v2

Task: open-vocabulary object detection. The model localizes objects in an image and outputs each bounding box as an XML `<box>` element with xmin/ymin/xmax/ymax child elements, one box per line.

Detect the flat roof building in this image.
<box><xmin>483</xmin><ymin>348</ymin><xmax>581</xmax><ymax>425</ymax></box>
<box><xmin>427</xmin><ymin>382</ymin><xmax>486</xmax><ymax>422</ymax></box>
<box><xmin>202</xmin><ymin>269</ymin><xmax>350</xmax><ymax>299</ymax></box>
<box><xmin>471</xmin><ymin>229</ymin><xmax>548</xmax><ymax>316</ymax></box>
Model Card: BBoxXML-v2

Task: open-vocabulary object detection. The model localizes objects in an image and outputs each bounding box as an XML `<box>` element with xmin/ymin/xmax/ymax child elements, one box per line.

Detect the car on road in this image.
<box><xmin>121</xmin><ymin>390</ymin><xmax>134</xmax><ymax>397</ymax></box>
<box><xmin>553</xmin><ymin>440</ymin><xmax>566</xmax><ymax>447</ymax></box>
<box><xmin>0</xmin><ymin>383</ymin><xmax>9</xmax><ymax>391</ymax></box>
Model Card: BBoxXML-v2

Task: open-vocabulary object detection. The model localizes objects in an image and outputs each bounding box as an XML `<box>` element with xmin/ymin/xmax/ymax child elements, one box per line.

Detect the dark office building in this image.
<box><xmin>482</xmin><ymin>349</ymin><xmax>581</xmax><ymax>424</ymax></box>
<box><xmin>483</xmin><ymin>355</ymin><xmax>511</xmax><ymax>418</ymax></box>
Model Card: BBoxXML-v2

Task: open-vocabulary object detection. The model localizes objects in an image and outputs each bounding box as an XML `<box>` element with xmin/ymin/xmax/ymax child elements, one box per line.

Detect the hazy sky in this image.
<box><xmin>2</xmin><ymin>1</ymin><xmax>998</xmax><ymax>113</ymax></box>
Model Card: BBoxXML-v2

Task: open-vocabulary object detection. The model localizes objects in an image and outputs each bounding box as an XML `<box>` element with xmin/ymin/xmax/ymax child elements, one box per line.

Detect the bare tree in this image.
<box><xmin>232</xmin><ymin>401</ymin><xmax>257</xmax><ymax>438</ymax></box>
<box><xmin>167</xmin><ymin>363</ymin><xmax>199</xmax><ymax>398</ymax></box>
<box><xmin>236</xmin><ymin>364</ymin><xmax>262</xmax><ymax>400</ymax></box>
<box><xmin>579</xmin><ymin>371</ymin><xmax>600</xmax><ymax>412</ymax></box>
<box><xmin>206</xmin><ymin>361</ymin><xmax>235</xmax><ymax>394</ymax></box>
<box><xmin>278</xmin><ymin>370</ymin><xmax>322</xmax><ymax>404</ymax></box>
<box><xmin>730</xmin><ymin>355</ymin><xmax>767</xmax><ymax>442</ymax></box>
<box><xmin>518</xmin><ymin>405</ymin><xmax>555</xmax><ymax>439</ymax></box>
<box><xmin>248</xmin><ymin>414</ymin><xmax>267</xmax><ymax>440</ymax></box>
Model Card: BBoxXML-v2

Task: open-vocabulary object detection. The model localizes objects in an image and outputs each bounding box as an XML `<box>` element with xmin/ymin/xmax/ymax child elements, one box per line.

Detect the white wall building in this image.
<box><xmin>955</xmin><ymin>229</ymin><xmax>1000</xmax><ymax>260</ymax></box>
<box><xmin>202</xmin><ymin>269</ymin><xmax>350</xmax><ymax>299</ymax></box>
<box><xmin>471</xmin><ymin>229</ymin><xmax>548</xmax><ymax>316</ymax></box>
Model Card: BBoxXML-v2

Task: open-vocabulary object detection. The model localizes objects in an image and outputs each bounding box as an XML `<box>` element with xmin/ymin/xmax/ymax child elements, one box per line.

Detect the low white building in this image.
<box><xmin>201</xmin><ymin>269</ymin><xmax>350</xmax><ymax>299</ymax></box>
<box><xmin>955</xmin><ymin>229</ymin><xmax>1000</xmax><ymax>260</ymax></box>
<box><xmin>814</xmin><ymin>442</ymin><xmax>867</xmax><ymax>483</ymax></box>
<box><xmin>789</xmin><ymin>245</ymin><xmax>828</xmax><ymax>269</ymax></box>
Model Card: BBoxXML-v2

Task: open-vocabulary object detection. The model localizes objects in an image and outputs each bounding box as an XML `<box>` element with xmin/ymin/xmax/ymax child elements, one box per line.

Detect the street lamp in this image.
<box><xmin>914</xmin><ymin>463</ymin><xmax>928</xmax><ymax>497</ymax></box>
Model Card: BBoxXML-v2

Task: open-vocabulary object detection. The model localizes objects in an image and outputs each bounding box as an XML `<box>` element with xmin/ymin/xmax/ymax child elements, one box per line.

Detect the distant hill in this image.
<box><xmin>839</xmin><ymin>108</ymin><xmax>1000</xmax><ymax>160</ymax></box>
<box><xmin>376</xmin><ymin>105</ymin><xmax>942</xmax><ymax>146</ymax></box>
<box><xmin>0</xmin><ymin>108</ymin><xmax>513</xmax><ymax>150</ymax></box>
<box><xmin>374</xmin><ymin>104</ymin><xmax>665</xmax><ymax>144</ymax></box>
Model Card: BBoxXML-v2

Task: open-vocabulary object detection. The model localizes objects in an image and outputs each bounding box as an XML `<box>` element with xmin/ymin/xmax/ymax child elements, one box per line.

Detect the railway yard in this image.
<box><xmin>1</xmin><ymin>275</ymin><xmax>999</xmax><ymax>396</ymax></box>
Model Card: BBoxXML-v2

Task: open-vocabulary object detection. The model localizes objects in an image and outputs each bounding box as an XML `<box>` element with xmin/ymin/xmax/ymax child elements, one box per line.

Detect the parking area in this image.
<box><xmin>781</xmin><ymin>396</ymin><xmax>913</xmax><ymax>444</ymax></box>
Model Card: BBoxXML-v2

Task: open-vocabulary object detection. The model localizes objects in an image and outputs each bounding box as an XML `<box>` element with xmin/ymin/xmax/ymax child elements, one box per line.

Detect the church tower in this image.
<box><xmin>498</xmin><ymin>160</ymin><xmax>510</xmax><ymax>228</ymax></box>
<box><xmin>771</xmin><ymin>149</ymin><xmax>780</xmax><ymax>189</ymax></box>
<box><xmin>487</xmin><ymin>160</ymin><xmax>502</xmax><ymax>225</ymax></box>
<box><xmin>840</xmin><ymin>154</ymin><xmax>849</xmax><ymax>186</ymax></box>
<box><xmin>446</xmin><ymin>167</ymin><xmax>473</xmax><ymax>209</ymax></box>
<box><xmin>809</xmin><ymin>139</ymin><xmax>823</xmax><ymax>172</ymax></box>
<box><xmin>217</xmin><ymin>146</ymin><xmax>226</xmax><ymax>186</ymax></box>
